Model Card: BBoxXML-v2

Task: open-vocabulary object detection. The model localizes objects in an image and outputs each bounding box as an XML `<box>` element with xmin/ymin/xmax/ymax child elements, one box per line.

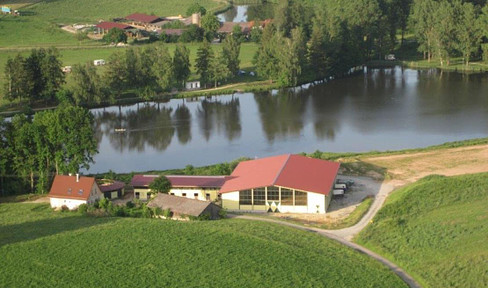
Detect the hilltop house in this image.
<box><xmin>147</xmin><ymin>193</ymin><xmax>221</xmax><ymax>219</ymax></box>
<box><xmin>219</xmin><ymin>154</ymin><xmax>340</xmax><ymax>214</ymax></box>
<box><xmin>131</xmin><ymin>175</ymin><xmax>226</xmax><ymax>201</ymax></box>
<box><xmin>49</xmin><ymin>174</ymin><xmax>103</xmax><ymax>210</ymax></box>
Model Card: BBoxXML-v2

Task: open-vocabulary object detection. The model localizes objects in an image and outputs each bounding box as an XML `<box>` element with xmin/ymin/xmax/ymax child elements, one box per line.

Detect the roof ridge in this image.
<box><xmin>271</xmin><ymin>154</ymin><xmax>291</xmax><ymax>186</ymax></box>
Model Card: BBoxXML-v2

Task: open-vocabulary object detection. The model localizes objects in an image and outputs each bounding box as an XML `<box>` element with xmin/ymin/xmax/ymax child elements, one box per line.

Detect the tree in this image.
<box><xmin>232</xmin><ymin>24</ymin><xmax>244</xmax><ymax>42</ymax></box>
<box><xmin>200</xmin><ymin>14</ymin><xmax>220</xmax><ymax>39</ymax></box>
<box><xmin>457</xmin><ymin>2</ymin><xmax>481</xmax><ymax>66</ymax></box>
<box><xmin>195</xmin><ymin>40</ymin><xmax>214</xmax><ymax>86</ymax></box>
<box><xmin>3</xmin><ymin>55</ymin><xmax>27</xmax><ymax>102</ymax></box>
<box><xmin>173</xmin><ymin>45</ymin><xmax>191</xmax><ymax>88</ymax></box>
<box><xmin>104</xmin><ymin>51</ymin><xmax>127</xmax><ymax>98</ymax></box>
<box><xmin>149</xmin><ymin>175</ymin><xmax>172</xmax><ymax>193</ymax></box>
<box><xmin>153</xmin><ymin>46</ymin><xmax>175</xmax><ymax>91</ymax></box>
<box><xmin>307</xmin><ymin>19</ymin><xmax>328</xmax><ymax>78</ymax></box>
<box><xmin>222</xmin><ymin>35</ymin><xmax>241</xmax><ymax>76</ymax></box>
<box><xmin>41</xmin><ymin>47</ymin><xmax>65</xmax><ymax>102</ymax></box>
<box><xmin>254</xmin><ymin>24</ymin><xmax>279</xmax><ymax>83</ymax></box>
<box><xmin>209</xmin><ymin>51</ymin><xmax>231</xmax><ymax>87</ymax></box>
<box><xmin>103</xmin><ymin>28</ymin><xmax>127</xmax><ymax>44</ymax></box>
<box><xmin>186</xmin><ymin>3</ymin><xmax>206</xmax><ymax>16</ymax></box>
<box><xmin>179</xmin><ymin>24</ymin><xmax>204</xmax><ymax>42</ymax></box>
<box><xmin>11</xmin><ymin>114</ymin><xmax>37</xmax><ymax>193</ymax></box>
<box><xmin>71</xmin><ymin>63</ymin><xmax>105</xmax><ymax>105</ymax></box>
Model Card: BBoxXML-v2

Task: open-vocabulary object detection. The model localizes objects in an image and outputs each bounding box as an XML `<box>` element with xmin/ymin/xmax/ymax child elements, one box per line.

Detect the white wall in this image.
<box><xmin>221</xmin><ymin>191</ymin><xmax>239</xmax><ymax>210</ymax></box>
<box><xmin>170</xmin><ymin>188</ymin><xmax>218</xmax><ymax>201</ymax></box>
<box><xmin>50</xmin><ymin>198</ymin><xmax>87</xmax><ymax>210</ymax></box>
<box><xmin>307</xmin><ymin>192</ymin><xmax>326</xmax><ymax>214</ymax></box>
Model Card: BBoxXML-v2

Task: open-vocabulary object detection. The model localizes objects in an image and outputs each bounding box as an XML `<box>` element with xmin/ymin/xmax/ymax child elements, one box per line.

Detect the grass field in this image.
<box><xmin>0</xmin><ymin>0</ymin><xmax>225</xmax><ymax>48</ymax></box>
<box><xmin>355</xmin><ymin>173</ymin><xmax>488</xmax><ymax>288</ymax></box>
<box><xmin>0</xmin><ymin>203</ymin><xmax>407</xmax><ymax>287</ymax></box>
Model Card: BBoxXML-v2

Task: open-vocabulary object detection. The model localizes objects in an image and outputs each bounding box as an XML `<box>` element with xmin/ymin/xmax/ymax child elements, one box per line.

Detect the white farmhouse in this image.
<box><xmin>49</xmin><ymin>174</ymin><xmax>103</xmax><ymax>210</ymax></box>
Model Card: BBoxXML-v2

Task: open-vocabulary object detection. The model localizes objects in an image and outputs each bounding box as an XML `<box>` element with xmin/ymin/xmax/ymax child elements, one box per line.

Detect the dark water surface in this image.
<box><xmin>89</xmin><ymin>67</ymin><xmax>488</xmax><ymax>173</ymax></box>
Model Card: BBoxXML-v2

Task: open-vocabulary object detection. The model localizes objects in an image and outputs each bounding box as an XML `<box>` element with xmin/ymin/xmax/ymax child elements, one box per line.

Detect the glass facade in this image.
<box><xmin>239</xmin><ymin>186</ymin><xmax>309</xmax><ymax>208</ymax></box>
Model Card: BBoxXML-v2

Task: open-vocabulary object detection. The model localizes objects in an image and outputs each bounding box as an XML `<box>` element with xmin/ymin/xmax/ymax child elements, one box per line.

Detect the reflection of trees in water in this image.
<box><xmin>126</xmin><ymin>104</ymin><xmax>174</xmax><ymax>152</ymax></box>
<box><xmin>196</xmin><ymin>98</ymin><xmax>241</xmax><ymax>142</ymax></box>
<box><xmin>220</xmin><ymin>6</ymin><xmax>238</xmax><ymax>22</ymax></box>
<box><xmin>173</xmin><ymin>104</ymin><xmax>191</xmax><ymax>145</ymax></box>
<box><xmin>254</xmin><ymin>89</ymin><xmax>308</xmax><ymax>142</ymax></box>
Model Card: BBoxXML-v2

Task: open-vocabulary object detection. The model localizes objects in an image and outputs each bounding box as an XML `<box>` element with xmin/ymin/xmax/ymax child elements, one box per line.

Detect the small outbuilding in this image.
<box><xmin>185</xmin><ymin>81</ymin><xmax>201</xmax><ymax>90</ymax></box>
<box><xmin>98</xmin><ymin>180</ymin><xmax>125</xmax><ymax>199</ymax></box>
<box><xmin>220</xmin><ymin>154</ymin><xmax>340</xmax><ymax>214</ymax></box>
<box><xmin>49</xmin><ymin>174</ymin><xmax>103</xmax><ymax>210</ymax></box>
<box><xmin>147</xmin><ymin>193</ymin><xmax>221</xmax><ymax>220</ymax></box>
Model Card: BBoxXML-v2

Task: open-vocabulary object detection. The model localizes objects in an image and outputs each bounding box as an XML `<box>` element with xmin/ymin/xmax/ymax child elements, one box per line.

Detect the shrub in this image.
<box><xmin>218</xmin><ymin>208</ymin><xmax>227</xmax><ymax>219</ymax></box>
<box><xmin>99</xmin><ymin>198</ymin><xmax>110</xmax><ymax>210</ymax></box>
<box><xmin>126</xmin><ymin>201</ymin><xmax>135</xmax><ymax>209</ymax></box>
<box><xmin>78</xmin><ymin>204</ymin><xmax>88</xmax><ymax>215</ymax></box>
<box><xmin>61</xmin><ymin>205</ymin><xmax>69</xmax><ymax>212</ymax></box>
<box><xmin>162</xmin><ymin>208</ymin><xmax>173</xmax><ymax>219</ymax></box>
<box><xmin>141</xmin><ymin>204</ymin><xmax>151</xmax><ymax>218</ymax></box>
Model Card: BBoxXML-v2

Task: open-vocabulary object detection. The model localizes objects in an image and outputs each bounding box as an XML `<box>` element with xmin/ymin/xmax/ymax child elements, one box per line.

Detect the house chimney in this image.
<box><xmin>76</xmin><ymin>174</ymin><xmax>79</xmax><ymax>182</ymax></box>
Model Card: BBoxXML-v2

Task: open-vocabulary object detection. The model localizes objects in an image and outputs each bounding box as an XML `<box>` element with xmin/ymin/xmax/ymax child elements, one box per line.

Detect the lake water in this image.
<box><xmin>88</xmin><ymin>67</ymin><xmax>488</xmax><ymax>173</ymax></box>
<box><xmin>217</xmin><ymin>4</ymin><xmax>275</xmax><ymax>23</ymax></box>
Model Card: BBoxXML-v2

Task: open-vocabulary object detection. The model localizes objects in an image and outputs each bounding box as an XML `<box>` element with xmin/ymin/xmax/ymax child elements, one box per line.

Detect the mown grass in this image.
<box><xmin>0</xmin><ymin>203</ymin><xmax>407</xmax><ymax>287</ymax></box>
<box><xmin>355</xmin><ymin>173</ymin><xmax>488</xmax><ymax>288</ymax></box>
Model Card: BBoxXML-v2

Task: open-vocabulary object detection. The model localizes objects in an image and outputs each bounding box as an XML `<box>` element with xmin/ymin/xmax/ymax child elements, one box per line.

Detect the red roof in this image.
<box><xmin>219</xmin><ymin>154</ymin><xmax>340</xmax><ymax>195</ymax></box>
<box><xmin>49</xmin><ymin>175</ymin><xmax>97</xmax><ymax>201</ymax></box>
<box><xmin>95</xmin><ymin>21</ymin><xmax>133</xmax><ymax>30</ymax></box>
<box><xmin>125</xmin><ymin>13</ymin><xmax>162</xmax><ymax>23</ymax></box>
<box><xmin>98</xmin><ymin>180</ymin><xmax>125</xmax><ymax>192</ymax></box>
<box><xmin>131</xmin><ymin>175</ymin><xmax>226</xmax><ymax>188</ymax></box>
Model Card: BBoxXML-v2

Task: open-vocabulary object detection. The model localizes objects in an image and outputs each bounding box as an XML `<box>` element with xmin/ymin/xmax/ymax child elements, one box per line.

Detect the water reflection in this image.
<box><xmin>88</xmin><ymin>67</ymin><xmax>488</xmax><ymax>173</ymax></box>
<box><xmin>217</xmin><ymin>4</ymin><xmax>275</xmax><ymax>22</ymax></box>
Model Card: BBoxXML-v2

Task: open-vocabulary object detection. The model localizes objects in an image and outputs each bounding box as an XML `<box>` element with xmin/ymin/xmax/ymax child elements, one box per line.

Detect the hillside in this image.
<box><xmin>356</xmin><ymin>173</ymin><xmax>488</xmax><ymax>288</ymax></box>
<box><xmin>0</xmin><ymin>203</ymin><xmax>407</xmax><ymax>287</ymax></box>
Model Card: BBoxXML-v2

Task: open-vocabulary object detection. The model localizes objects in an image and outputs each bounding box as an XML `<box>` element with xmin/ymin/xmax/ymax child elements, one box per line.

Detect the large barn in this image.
<box><xmin>219</xmin><ymin>154</ymin><xmax>340</xmax><ymax>214</ymax></box>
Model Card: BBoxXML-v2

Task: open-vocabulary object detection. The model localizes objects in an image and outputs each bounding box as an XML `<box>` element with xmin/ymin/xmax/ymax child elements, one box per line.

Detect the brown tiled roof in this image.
<box><xmin>147</xmin><ymin>193</ymin><xmax>220</xmax><ymax>217</ymax></box>
<box><xmin>95</xmin><ymin>22</ymin><xmax>133</xmax><ymax>30</ymax></box>
<box><xmin>49</xmin><ymin>175</ymin><xmax>97</xmax><ymax>201</ymax></box>
<box><xmin>218</xmin><ymin>22</ymin><xmax>251</xmax><ymax>34</ymax></box>
<box><xmin>125</xmin><ymin>13</ymin><xmax>162</xmax><ymax>24</ymax></box>
<box><xmin>131</xmin><ymin>175</ymin><xmax>226</xmax><ymax>188</ymax></box>
<box><xmin>98</xmin><ymin>180</ymin><xmax>125</xmax><ymax>192</ymax></box>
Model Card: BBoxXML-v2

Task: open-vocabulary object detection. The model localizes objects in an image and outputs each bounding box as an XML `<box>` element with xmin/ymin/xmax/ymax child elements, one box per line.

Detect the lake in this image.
<box><xmin>217</xmin><ymin>3</ymin><xmax>275</xmax><ymax>23</ymax></box>
<box><xmin>89</xmin><ymin>67</ymin><xmax>488</xmax><ymax>173</ymax></box>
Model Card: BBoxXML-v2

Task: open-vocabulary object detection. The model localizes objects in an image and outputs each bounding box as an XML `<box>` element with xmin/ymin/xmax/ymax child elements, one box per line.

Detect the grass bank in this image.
<box><xmin>0</xmin><ymin>202</ymin><xmax>407</xmax><ymax>287</ymax></box>
<box><xmin>355</xmin><ymin>173</ymin><xmax>488</xmax><ymax>288</ymax></box>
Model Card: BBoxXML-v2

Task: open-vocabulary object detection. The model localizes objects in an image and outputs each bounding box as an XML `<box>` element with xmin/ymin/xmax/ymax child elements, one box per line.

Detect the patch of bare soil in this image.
<box><xmin>364</xmin><ymin>144</ymin><xmax>488</xmax><ymax>187</ymax></box>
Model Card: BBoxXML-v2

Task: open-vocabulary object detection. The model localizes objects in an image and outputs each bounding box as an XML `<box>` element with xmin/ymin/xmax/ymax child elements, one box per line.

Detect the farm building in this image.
<box><xmin>95</xmin><ymin>21</ymin><xmax>133</xmax><ymax>34</ymax></box>
<box><xmin>220</xmin><ymin>154</ymin><xmax>340</xmax><ymax>214</ymax></box>
<box><xmin>125</xmin><ymin>13</ymin><xmax>163</xmax><ymax>29</ymax></box>
<box><xmin>131</xmin><ymin>175</ymin><xmax>226</xmax><ymax>201</ymax></box>
<box><xmin>218</xmin><ymin>22</ymin><xmax>252</xmax><ymax>34</ymax></box>
<box><xmin>147</xmin><ymin>193</ymin><xmax>221</xmax><ymax>219</ymax></box>
<box><xmin>48</xmin><ymin>174</ymin><xmax>103</xmax><ymax>210</ymax></box>
<box><xmin>98</xmin><ymin>180</ymin><xmax>125</xmax><ymax>199</ymax></box>
<box><xmin>185</xmin><ymin>81</ymin><xmax>201</xmax><ymax>90</ymax></box>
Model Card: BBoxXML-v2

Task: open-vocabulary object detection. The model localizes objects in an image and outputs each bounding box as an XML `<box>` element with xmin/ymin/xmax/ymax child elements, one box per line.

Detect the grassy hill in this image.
<box><xmin>356</xmin><ymin>173</ymin><xmax>488</xmax><ymax>288</ymax></box>
<box><xmin>0</xmin><ymin>203</ymin><xmax>407</xmax><ymax>287</ymax></box>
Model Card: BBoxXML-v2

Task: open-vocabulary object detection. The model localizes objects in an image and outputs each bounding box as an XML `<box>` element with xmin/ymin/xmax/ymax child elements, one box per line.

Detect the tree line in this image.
<box><xmin>0</xmin><ymin>105</ymin><xmax>98</xmax><ymax>196</ymax></box>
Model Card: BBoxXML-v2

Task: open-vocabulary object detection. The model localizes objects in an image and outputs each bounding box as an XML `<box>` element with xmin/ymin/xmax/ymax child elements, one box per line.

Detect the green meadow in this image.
<box><xmin>356</xmin><ymin>173</ymin><xmax>488</xmax><ymax>288</ymax></box>
<box><xmin>0</xmin><ymin>203</ymin><xmax>407</xmax><ymax>287</ymax></box>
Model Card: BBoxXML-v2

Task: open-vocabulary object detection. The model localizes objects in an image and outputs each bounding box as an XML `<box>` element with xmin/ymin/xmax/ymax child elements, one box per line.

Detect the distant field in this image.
<box><xmin>0</xmin><ymin>0</ymin><xmax>225</xmax><ymax>48</ymax></box>
<box><xmin>0</xmin><ymin>203</ymin><xmax>407</xmax><ymax>287</ymax></box>
<box><xmin>356</xmin><ymin>173</ymin><xmax>488</xmax><ymax>288</ymax></box>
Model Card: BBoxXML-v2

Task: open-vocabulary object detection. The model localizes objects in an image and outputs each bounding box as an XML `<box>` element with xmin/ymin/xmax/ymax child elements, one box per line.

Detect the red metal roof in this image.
<box><xmin>98</xmin><ymin>180</ymin><xmax>125</xmax><ymax>192</ymax></box>
<box><xmin>95</xmin><ymin>21</ymin><xmax>133</xmax><ymax>30</ymax></box>
<box><xmin>49</xmin><ymin>175</ymin><xmax>97</xmax><ymax>201</ymax></box>
<box><xmin>219</xmin><ymin>154</ymin><xmax>340</xmax><ymax>195</ymax></box>
<box><xmin>125</xmin><ymin>13</ymin><xmax>162</xmax><ymax>23</ymax></box>
<box><xmin>131</xmin><ymin>175</ymin><xmax>226</xmax><ymax>188</ymax></box>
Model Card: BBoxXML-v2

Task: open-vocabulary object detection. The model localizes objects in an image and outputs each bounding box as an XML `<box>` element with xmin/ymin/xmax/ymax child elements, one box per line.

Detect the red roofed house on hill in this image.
<box><xmin>131</xmin><ymin>175</ymin><xmax>226</xmax><ymax>202</ymax></box>
<box><xmin>220</xmin><ymin>154</ymin><xmax>340</xmax><ymax>214</ymax></box>
<box><xmin>49</xmin><ymin>174</ymin><xmax>103</xmax><ymax>210</ymax></box>
<box><xmin>125</xmin><ymin>13</ymin><xmax>163</xmax><ymax>30</ymax></box>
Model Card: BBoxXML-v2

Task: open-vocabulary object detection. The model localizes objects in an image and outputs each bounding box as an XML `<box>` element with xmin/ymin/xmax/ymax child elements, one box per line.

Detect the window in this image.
<box><xmin>194</xmin><ymin>193</ymin><xmax>199</xmax><ymax>199</ymax></box>
<box><xmin>267</xmin><ymin>186</ymin><xmax>279</xmax><ymax>201</ymax></box>
<box><xmin>170</xmin><ymin>193</ymin><xmax>174</xmax><ymax>196</ymax></box>
<box><xmin>182</xmin><ymin>193</ymin><xmax>187</xmax><ymax>197</ymax></box>
<box><xmin>206</xmin><ymin>193</ymin><xmax>211</xmax><ymax>201</ymax></box>
<box><xmin>253</xmin><ymin>187</ymin><xmax>265</xmax><ymax>205</ymax></box>
<box><xmin>78</xmin><ymin>189</ymin><xmax>83</xmax><ymax>196</ymax></box>
<box><xmin>281</xmin><ymin>188</ymin><xmax>293</xmax><ymax>205</ymax></box>
<box><xmin>135</xmin><ymin>192</ymin><xmax>140</xmax><ymax>199</ymax></box>
<box><xmin>295</xmin><ymin>190</ymin><xmax>307</xmax><ymax>206</ymax></box>
<box><xmin>239</xmin><ymin>189</ymin><xmax>252</xmax><ymax>205</ymax></box>
<box><xmin>67</xmin><ymin>188</ymin><xmax>72</xmax><ymax>195</ymax></box>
